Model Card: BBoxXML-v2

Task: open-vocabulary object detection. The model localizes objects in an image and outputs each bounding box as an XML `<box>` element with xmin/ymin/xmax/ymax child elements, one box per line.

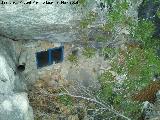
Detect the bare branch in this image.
<box><xmin>41</xmin><ymin>91</ymin><xmax>131</xmax><ymax>120</ymax></box>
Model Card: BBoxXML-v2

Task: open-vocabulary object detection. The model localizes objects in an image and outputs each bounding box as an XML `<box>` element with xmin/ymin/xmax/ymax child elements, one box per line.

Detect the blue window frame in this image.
<box><xmin>50</xmin><ymin>46</ymin><xmax>64</xmax><ymax>64</ymax></box>
<box><xmin>36</xmin><ymin>46</ymin><xmax>64</xmax><ymax>68</ymax></box>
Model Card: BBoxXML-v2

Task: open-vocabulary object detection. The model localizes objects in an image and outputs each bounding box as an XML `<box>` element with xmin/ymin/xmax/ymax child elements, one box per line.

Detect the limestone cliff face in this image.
<box><xmin>0</xmin><ymin>0</ymin><xmax>110</xmax><ymax>43</ymax></box>
<box><xmin>0</xmin><ymin>0</ymin><xmax>82</xmax><ymax>42</ymax></box>
<box><xmin>0</xmin><ymin>0</ymin><xmax>143</xmax><ymax>43</ymax></box>
<box><xmin>0</xmin><ymin>38</ymin><xmax>33</xmax><ymax>120</ymax></box>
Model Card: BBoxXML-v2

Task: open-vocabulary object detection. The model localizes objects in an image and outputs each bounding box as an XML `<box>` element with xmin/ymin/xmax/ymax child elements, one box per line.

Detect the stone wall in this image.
<box><xmin>17</xmin><ymin>40</ymin><xmax>108</xmax><ymax>95</ymax></box>
<box><xmin>19</xmin><ymin>40</ymin><xmax>70</xmax><ymax>85</ymax></box>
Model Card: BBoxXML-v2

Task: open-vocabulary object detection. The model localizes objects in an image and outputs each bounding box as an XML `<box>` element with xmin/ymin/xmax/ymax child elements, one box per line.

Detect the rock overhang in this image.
<box><xmin>0</xmin><ymin>0</ymin><xmax>84</xmax><ymax>42</ymax></box>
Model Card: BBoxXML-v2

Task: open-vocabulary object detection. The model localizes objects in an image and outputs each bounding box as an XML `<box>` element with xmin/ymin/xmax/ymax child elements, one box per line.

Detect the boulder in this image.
<box><xmin>142</xmin><ymin>101</ymin><xmax>154</xmax><ymax>120</ymax></box>
<box><xmin>0</xmin><ymin>38</ymin><xmax>33</xmax><ymax>120</ymax></box>
<box><xmin>156</xmin><ymin>90</ymin><xmax>160</xmax><ymax>101</ymax></box>
<box><xmin>0</xmin><ymin>93</ymin><xmax>33</xmax><ymax>120</ymax></box>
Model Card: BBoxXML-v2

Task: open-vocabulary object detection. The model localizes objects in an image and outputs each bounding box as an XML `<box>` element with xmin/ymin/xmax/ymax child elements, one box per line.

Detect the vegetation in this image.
<box><xmin>132</xmin><ymin>19</ymin><xmax>155</xmax><ymax>46</ymax></box>
<box><xmin>29</xmin><ymin>0</ymin><xmax>160</xmax><ymax>120</ymax></box>
<box><xmin>99</xmin><ymin>47</ymin><xmax>115</xmax><ymax>59</ymax></box>
<box><xmin>96</xmin><ymin>46</ymin><xmax>160</xmax><ymax>119</ymax></box>
<box><xmin>58</xmin><ymin>95</ymin><xmax>74</xmax><ymax>106</ymax></box>
<box><xmin>82</xmin><ymin>47</ymin><xmax>96</xmax><ymax>58</ymax></box>
<box><xmin>157</xmin><ymin>9</ymin><xmax>160</xmax><ymax>19</ymax></box>
<box><xmin>67</xmin><ymin>54</ymin><xmax>78</xmax><ymax>63</ymax></box>
<box><xmin>78</xmin><ymin>0</ymin><xmax>87</xmax><ymax>6</ymax></box>
<box><xmin>80</xmin><ymin>11</ymin><xmax>97</xmax><ymax>29</ymax></box>
<box><xmin>77</xmin><ymin>0</ymin><xmax>160</xmax><ymax>119</ymax></box>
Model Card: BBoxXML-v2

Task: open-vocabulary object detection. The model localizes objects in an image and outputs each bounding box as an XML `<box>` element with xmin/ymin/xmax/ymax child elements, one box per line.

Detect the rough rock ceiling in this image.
<box><xmin>0</xmin><ymin>0</ymin><xmax>84</xmax><ymax>42</ymax></box>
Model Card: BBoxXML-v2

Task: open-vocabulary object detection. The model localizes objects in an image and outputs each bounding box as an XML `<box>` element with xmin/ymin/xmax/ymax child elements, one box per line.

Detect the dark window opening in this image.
<box><xmin>36</xmin><ymin>51</ymin><xmax>49</xmax><ymax>68</ymax></box>
<box><xmin>51</xmin><ymin>47</ymin><xmax>63</xmax><ymax>64</ymax></box>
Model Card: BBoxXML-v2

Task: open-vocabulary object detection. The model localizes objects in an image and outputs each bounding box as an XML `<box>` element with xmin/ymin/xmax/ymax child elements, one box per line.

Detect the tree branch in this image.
<box><xmin>41</xmin><ymin>91</ymin><xmax>131</xmax><ymax>120</ymax></box>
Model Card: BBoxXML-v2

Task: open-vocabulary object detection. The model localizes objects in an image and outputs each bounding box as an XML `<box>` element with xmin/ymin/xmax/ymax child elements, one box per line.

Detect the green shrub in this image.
<box><xmin>96</xmin><ymin>47</ymin><xmax>160</xmax><ymax>119</ymax></box>
<box><xmin>98</xmin><ymin>71</ymin><xmax>114</xmax><ymax>84</ymax></box>
<box><xmin>58</xmin><ymin>95</ymin><xmax>73</xmax><ymax>106</ymax></box>
<box><xmin>80</xmin><ymin>11</ymin><xmax>97</xmax><ymax>29</ymax></box>
<box><xmin>95</xmin><ymin>34</ymin><xmax>108</xmax><ymax>42</ymax></box>
<box><xmin>99</xmin><ymin>47</ymin><xmax>115</xmax><ymax>58</ymax></box>
<box><xmin>77</xmin><ymin>0</ymin><xmax>158</xmax><ymax>119</ymax></box>
<box><xmin>96</xmin><ymin>70</ymin><xmax>142</xmax><ymax>119</ymax></box>
<box><xmin>104</xmin><ymin>0</ymin><xmax>115</xmax><ymax>7</ymax></box>
<box><xmin>67</xmin><ymin>54</ymin><xmax>78</xmax><ymax>63</ymax></box>
<box><xmin>82</xmin><ymin>47</ymin><xmax>96</xmax><ymax>58</ymax></box>
<box><xmin>78</xmin><ymin>0</ymin><xmax>87</xmax><ymax>6</ymax></box>
<box><xmin>107</xmin><ymin>1</ymin><xmax>129</xmax><ymax>26</ymax></box>
<box><xmin>157</xmin><ymin>9</ymin><xmax>160</xmax><ymax>19</ymax></box>
<box><xmin>132</xmin><ymin>19</ymin><xmax>155</xmax><ymax>45</ymax></box>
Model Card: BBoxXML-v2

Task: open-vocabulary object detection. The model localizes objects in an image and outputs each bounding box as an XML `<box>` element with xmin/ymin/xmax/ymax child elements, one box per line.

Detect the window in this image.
<box><xmin>36</xmin><ymin>46</ymin><xmax>64</xmax><ymax>68</ymax></box>
<box><xmin>36</xmin><ymin>51</ymin><xmax>49</xmax><ymax>68</ymax></box>
<box><xmin>50</xmin><ymin>46</ymin><xmax>64</xmax><ymax>64</ymax></box>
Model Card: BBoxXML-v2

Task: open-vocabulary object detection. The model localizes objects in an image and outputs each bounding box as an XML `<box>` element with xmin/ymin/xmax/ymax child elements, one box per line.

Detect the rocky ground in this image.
<box><xmin>141</xmin><ymin>91</ymin><xmax>160</xmax><ymax>120</ymax></box>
